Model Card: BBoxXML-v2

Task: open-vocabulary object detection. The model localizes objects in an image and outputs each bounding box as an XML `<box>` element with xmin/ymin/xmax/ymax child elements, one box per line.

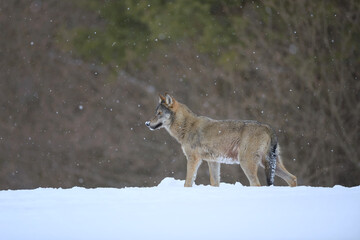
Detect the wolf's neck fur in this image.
<box><xmin>166</xmin><ymin>102</ymin><xmax>198</xmax><ymax>143</ymax></box>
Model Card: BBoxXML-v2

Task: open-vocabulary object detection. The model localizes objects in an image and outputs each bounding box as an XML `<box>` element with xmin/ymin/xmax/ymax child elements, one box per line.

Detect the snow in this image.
<box><xmin>0</xmin><ymin>178</ymin><xmax>359</xmax><ymax>240</ymax></box>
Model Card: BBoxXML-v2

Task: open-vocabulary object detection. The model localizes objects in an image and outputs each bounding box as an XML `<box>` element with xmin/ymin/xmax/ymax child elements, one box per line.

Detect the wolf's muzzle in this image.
<box><xmin>145</xmin><ymin>121</ymin><xmax>162</xmax><ymax>130</ymax></box>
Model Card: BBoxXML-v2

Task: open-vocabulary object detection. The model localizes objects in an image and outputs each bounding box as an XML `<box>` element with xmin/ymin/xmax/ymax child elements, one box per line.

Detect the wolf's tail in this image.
<box><xmin>265</xmin><ymin>132</ymin><xmax>278</xmax><ymax>186</ymax></box>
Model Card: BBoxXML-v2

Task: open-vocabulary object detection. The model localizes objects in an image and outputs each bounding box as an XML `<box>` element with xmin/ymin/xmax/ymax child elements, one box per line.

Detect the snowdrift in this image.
<box><xmin>0</xmin><ymin>178</ymin><xmax>359</xmax><ymax>240</ymax></box>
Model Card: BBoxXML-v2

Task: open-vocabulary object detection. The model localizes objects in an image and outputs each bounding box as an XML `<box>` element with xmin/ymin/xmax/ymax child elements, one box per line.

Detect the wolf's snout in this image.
<box><xmin>145</xmin><ymin>121</ymin><xmax>150</xmax><ymax>127</ymax></box>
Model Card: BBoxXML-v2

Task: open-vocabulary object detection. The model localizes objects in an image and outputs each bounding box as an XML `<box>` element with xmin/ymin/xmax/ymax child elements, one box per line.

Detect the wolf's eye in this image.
<box><xmin>157</xmin><ymin>111</ymin><xmax>162</xmax><ymax>115</ymax></box>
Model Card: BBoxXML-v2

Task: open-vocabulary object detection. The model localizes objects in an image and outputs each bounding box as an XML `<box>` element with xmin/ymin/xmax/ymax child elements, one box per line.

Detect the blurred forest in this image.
<box><xmin>0</xmin><ymin>0</ymin><xmax>359</xmax><ymax>189</ymax></box>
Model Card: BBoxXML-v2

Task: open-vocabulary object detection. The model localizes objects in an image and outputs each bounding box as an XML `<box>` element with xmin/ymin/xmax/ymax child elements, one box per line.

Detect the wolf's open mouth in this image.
<box><xmin>151</xmin><ymin>122</ymin><xmax>163</xmax><ymax>130</ymax></box>
<box><xmin>146</xmin><ymin>121</ymin><xmax>163</xmax><ymax>130</ymax></box>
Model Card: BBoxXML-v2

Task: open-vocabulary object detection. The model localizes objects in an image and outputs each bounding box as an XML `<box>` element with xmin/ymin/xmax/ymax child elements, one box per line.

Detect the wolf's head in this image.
<box><xmin>145</xmin><ymin>93</ymin><xmax>176</xmax><ymax>131</ymax></box>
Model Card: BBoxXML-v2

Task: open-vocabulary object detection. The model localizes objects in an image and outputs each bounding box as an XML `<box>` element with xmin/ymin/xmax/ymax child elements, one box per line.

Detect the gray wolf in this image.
<box><xmin>145</xmin><ymin>93</ymin><xmax>297</xmax><ymax>187</ymax></box>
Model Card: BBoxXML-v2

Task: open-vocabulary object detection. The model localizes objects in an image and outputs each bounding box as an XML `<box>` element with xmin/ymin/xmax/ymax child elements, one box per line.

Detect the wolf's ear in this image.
<box><xmin>165</xmin><ymin>93</ymin><xmax>174</xmax><ymax>107</ymax></box>
<box><xmin>159</xmin><ymin>94</ymin><xmax>166</xmax><ymax>103</ymax></box>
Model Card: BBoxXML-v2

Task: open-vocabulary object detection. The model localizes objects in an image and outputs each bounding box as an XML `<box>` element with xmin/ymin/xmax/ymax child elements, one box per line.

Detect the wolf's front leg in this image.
<box><xmin>207</xmin><ymin>161</ymin><xmax>221</xmax><ymax>187</ymax></box>
<box><xmin>184</xmin><ymin>155</ymin><xmax>202</xmax><ymax>187</ymax></box>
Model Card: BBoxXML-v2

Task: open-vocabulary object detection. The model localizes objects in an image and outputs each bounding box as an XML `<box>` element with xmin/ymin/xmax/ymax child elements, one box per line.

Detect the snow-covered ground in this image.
<box><xmin>0</xmin><ymin>178</ymin><xmax>359</xmax><ymax>240</ymax></box>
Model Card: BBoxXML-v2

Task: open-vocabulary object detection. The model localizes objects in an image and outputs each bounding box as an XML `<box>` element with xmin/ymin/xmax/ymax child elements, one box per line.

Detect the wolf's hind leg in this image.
<box><xmin>275</xmin><ymin>156</ymin><xmax>297</xmax><ymax>187</ymax></box>
<box><xmin>239</xmin><ymin>156</ymin><xmax>261</xmax><ymax>186</ymax></box>
<box><xmin>207</xmin><ymin>161</ymin><xmax>220</xmax><ymax>187</ymax></box>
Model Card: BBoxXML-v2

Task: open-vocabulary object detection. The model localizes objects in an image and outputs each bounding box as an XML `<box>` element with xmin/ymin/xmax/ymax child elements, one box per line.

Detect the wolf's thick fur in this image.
<box><xmin>146</xmin><ymin>94</ymin><xmax>297</xmax><ymax>187</ymax></box>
